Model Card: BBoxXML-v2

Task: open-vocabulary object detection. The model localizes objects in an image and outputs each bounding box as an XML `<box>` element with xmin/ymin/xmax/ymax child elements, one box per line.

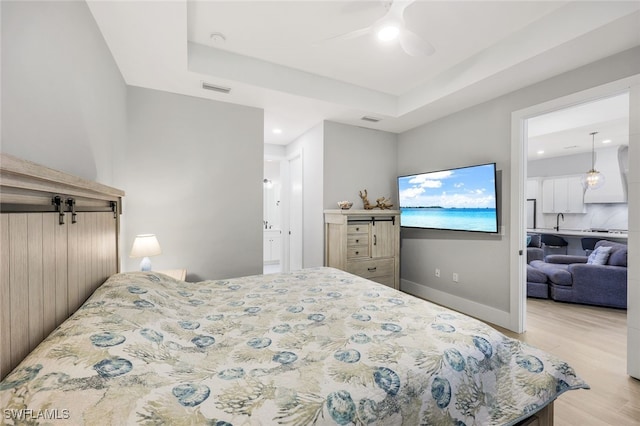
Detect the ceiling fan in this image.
<box><xmin>323</xmin><ymin>0</ymin><xmax>435</xmax><ymax>57</ymax></box>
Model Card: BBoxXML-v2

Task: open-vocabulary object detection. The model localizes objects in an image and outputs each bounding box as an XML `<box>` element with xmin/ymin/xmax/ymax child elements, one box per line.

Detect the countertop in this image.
<box><xmin>527</xmin><ymin>228</ymin><xmax>628</xmax><ymax>239</ymax></box>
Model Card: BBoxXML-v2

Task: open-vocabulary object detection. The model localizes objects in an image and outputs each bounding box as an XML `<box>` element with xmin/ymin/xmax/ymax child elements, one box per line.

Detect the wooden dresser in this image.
<box><xmin>324</xmin><ymin>209</ymin><xmax>400</xmax><ymax>290</ymax></box>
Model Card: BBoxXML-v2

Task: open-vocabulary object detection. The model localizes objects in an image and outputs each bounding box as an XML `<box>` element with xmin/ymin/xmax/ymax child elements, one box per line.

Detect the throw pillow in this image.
<box><xmin>587</xmin><ymin>246</ymin><xmax>613</xmax><ymax>265</ymax></box>
<box><xmin>527</xmin><ymin>235</ymin><xmax>532</xmax><ymax>246</ymax></box>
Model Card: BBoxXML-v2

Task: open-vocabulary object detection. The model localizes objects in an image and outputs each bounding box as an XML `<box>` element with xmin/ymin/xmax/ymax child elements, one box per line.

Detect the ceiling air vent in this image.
<box><xmin>202</xmin><ymin>82</ymin><xmax>231</xmax><ymax>94</ymax></box>
<box><xmin>361</xmin><ymin>116</ymin><xmax>381</xmax><ymax>123</ymax></box>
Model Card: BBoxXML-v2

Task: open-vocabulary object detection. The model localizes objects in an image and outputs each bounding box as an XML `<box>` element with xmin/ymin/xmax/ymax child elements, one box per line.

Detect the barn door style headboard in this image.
<box><xmin>0</xmin><ymin>154</ymin><xmax>124</xmax><ymax>380</ymax></box>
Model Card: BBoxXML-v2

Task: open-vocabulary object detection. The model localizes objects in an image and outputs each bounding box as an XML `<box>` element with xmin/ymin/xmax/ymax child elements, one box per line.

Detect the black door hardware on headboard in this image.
<box><xmin>53</xmin><ymin>195</ymin><xmax>65</xmax><ymax>225</ymax></box>
<box><xmin>66</xmin><ymin>197</ymin><xmax>77</xmax><ymax>223</ymax></box>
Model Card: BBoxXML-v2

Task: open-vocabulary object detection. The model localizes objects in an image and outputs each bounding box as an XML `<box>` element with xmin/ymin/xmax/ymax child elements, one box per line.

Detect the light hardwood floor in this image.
<box><xmin>497</xmin><ymin>299</ymin><xmax>640</xmax><ymax>425</ymax></box>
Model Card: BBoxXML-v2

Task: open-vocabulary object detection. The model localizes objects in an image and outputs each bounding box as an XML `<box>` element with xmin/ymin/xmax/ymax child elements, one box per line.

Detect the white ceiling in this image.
<box><xmin>87</xmin><ymin>1</ymin><xmax>640</xmax><ymax>146</ymax></box>
<box><xmin>527</xmin><ymin>93</ymin><xmax>630</xmax><ymax>159</ymax></box>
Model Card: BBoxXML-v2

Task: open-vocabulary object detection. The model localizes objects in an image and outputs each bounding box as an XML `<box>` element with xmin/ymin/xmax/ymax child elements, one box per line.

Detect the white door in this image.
<box><xmin>288</xmin><ymin>153</ymin><xmax>303</xmax><ymax>271</ymax></box>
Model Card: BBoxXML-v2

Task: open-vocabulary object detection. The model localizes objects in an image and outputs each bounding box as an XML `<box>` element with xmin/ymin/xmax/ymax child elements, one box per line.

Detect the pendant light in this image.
<box><xmin>581</xmin><ymin>131</ymin><xmax>605</xmax><ymax>190</ymax></box>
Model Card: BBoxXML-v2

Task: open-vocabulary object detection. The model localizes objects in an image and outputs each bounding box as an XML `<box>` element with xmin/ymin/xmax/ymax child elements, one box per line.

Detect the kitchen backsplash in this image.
<box><xmin>541</xmin><ymin>203</ymin><xmax>628</xmax><ymax>231</ymax></box>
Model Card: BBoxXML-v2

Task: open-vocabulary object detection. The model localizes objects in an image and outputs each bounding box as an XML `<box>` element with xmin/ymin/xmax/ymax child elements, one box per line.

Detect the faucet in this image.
<box><xmin>554</xmin><ymin>213</ymin><xmax>564</xmax><ymax>231</ymax></box>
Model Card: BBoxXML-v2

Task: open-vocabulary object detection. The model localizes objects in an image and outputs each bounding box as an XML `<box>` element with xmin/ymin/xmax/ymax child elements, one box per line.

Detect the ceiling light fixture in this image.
<box><xmin>272</xmin><ymin>128</ymin><xmax>282</xmax><ymax>134</ymax></box>
<box><xmin>602</xmin><ymin>139</ymin><xmax>612</xmax><ymax>144</ymax></box>
<box><xmin>319</xmin><ymin>0</ymin><xmax>434</xmax><ymax>57</ymax></box>
<box><xmin>210</xmin><ymin>32</ymin><xmax>226</xmax><ymax>45</ymax></box>
<box><xmin>581</xmin><ymin>131</ymin><xmax>605</xmax><ymax>190</ymax></box>
<box><xmin>377</xmin><ymin>25</ymin><xmax>400</xmax><ymax>42</ymax></box>
<box><xmin>537</xmin><ymin>150</ymin><xmax>544</xmax><ymax>155</ymax></box>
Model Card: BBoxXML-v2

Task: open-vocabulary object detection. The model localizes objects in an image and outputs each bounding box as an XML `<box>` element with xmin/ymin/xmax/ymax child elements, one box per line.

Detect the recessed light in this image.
<box><xmin>537</xmin><ymin>150</ymin><xmax>544</xmax><ymax>155</ymax></box>
<box><xmin>602</xmin><ymin>139</ymin><xmax>612</xmax><ymax>144</ymax></box>
<box><xmin>377</xmin><ymin>25</ymin><xmax>400</xmax><ymax>42</ymax></box>
<box><xmin>272</xmin><ymin>128</ymin><xmax>282</xmax><ymax>134</ymax></box>
<box><xmin>210</xmin><ymin>32</ymin><xmax>226</xmax><ymax>45</ymax></box>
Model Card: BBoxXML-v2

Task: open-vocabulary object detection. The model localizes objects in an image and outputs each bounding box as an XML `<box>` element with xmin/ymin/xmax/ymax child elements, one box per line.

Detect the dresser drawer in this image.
<box><xmin>369</xmin><ymin>275</ymin><xmax>395</xmax><ymax>288</ymax></box>
<box><xmin>347</xmin><ymin>233</ymin><xmax>368</xmax><ymax>246</ymax></box>
<box><xmin>347</xmin><ymin>244</ymin><xmax>369</xmax><ymax>259</ymax></box>
<box><xmin>347</xmin><ymin>227</ymin><xmax>370</xmax><ymax>259</ymax></box>
<box><xmin>347</xmin><ymin>224</ymin><xmax>369</xmax><ymax>234</ymax></box>
<box><xmin>347</xmin><ymin>258</ymin><xmax>394</xmax><ymax>279</ymax></box>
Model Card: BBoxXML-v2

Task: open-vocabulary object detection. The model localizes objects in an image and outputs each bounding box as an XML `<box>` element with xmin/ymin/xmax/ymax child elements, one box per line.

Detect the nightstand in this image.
<box><xmin>156</xmin><ymin>269</ymin><xmax>187</xmax><ymax>281</ymax></box>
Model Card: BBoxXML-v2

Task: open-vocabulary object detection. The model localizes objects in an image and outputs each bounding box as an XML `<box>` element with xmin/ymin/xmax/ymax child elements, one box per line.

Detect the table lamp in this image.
<box><xmin>130</xmin><ymin>234</ymin><xmax>161</xmax><ymax>271</ymax></box>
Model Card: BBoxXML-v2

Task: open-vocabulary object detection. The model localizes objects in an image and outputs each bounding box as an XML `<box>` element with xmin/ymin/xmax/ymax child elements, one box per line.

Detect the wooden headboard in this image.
<box><xmin>0</xmin><ymin>154</ymin><xmax>124</xmax><ymax>380</ymax></box>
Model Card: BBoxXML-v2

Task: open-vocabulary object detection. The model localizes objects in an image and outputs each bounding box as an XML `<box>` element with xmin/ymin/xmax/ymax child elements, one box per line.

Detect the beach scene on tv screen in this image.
<box><xmin>398</xmin><ymin>164</ymin><xmax>497</xmax><ymax>232</ymax></box>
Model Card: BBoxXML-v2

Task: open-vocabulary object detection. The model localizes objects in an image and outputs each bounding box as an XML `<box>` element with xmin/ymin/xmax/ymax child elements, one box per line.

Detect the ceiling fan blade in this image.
<box><xmin>340</xmin><ymin>1</ymin><xmax>385</xmax><ymax>15</ymax></box>
<box><xmin>399</xmin><ymin>29</ymin><xmax>435</xmax><ymax>56</ymax></box>
<box><xmin>388</xmin><ymin>0</ymin><xmax>416</xmax><ymax>19</ymax></box>
<box><xmin>316</xmin><ymin>25</ymin><xmax>373</xmax><ymax>45</ymax></box>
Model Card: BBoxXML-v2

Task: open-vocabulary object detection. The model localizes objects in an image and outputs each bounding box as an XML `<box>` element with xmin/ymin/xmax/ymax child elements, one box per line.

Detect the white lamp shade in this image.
<box><xmin>130</xmin><ymin>234</ymin><xmax>162</xmax><ymax>258</ymax></box>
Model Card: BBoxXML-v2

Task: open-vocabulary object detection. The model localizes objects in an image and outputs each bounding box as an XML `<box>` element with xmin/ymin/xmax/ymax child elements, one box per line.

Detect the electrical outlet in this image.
<box><xmin>435</xmin><ymin>268</ymin><xmax>441</xmax><ymax>278</ymax></box>
<box><xmin>452</xmin><ymin>273</ymin><xmax>459</xmax><ymax>283</ymax></box>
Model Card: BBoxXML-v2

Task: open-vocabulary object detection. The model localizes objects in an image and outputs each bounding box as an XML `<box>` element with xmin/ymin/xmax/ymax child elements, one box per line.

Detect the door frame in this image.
<box><xmin>510</xmin><ymin>74</ymin><xmax>639</xmax><ymax>336</ymax></box>
<box><xmin>283</xmin><ymin>149</ymin><xmax>303</xmax><ymax>272</ymax></box>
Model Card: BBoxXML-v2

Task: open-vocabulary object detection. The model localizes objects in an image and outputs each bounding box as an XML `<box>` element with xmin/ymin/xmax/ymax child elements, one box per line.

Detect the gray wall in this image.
<box><xmin>1</xmin><ymin>1</ymin><xmax>265</xmax><ymax>282</ymax></box>
<box><xmin>398</xmin><ymin>47</ymin><xmax>640</xmax><ymax>319</ymax></box>
<box><xmin>123</xmin><ymin>87</ymin><xmax>264</xmax><ymax>280</ymax></box>
<box><xmin>323</xmin><ymin>121</ymin><xmax>398</xmax><ymax>209</ymax></box>
<box><xmin>1</xmin><ymin>0</ymin><xmax>126</xmax><ymax>185</ymax></box>
<box><xmin>398</xmin><ymin>106</ymin><xmax>509</xmax><ymax>311</ymax></box>
<box><xmin>284</xmin><ymin>121</ymin><xmax>398</xmax><ymax>268</ymax></box>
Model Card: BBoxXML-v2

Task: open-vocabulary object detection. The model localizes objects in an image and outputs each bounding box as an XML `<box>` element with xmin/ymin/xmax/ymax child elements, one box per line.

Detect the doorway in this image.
<box><xmin>264</xmin><ymin>148</ymin><xmax>303</xmax><ymax>274</ymax></box>
<box><xmin>263</xmin><ymin>159</ymin><xmax>283</xmax><ymax>274</ymax></box>
<box><xmin>525</xmin><ymin>93</ymin><xmax>629</xmax><ymax>250</ymax></box>
<box><xmin>510</xmin><ymin>74</ymin><xmax>639</xmax><ymax>378</ymax></box>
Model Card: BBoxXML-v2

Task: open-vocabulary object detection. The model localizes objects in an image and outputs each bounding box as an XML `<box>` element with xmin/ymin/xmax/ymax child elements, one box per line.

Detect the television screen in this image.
<box><xmin>398</xmin><ymin>163</ymin><xmax>498</xmax><ymax>233</ymax></box>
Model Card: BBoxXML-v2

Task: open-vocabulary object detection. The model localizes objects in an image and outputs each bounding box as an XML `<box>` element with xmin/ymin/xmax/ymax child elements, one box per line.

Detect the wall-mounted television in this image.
<box><xmin>398</xmin><ymin>163</ymin><xmax>498</xmax><ymax>233</ymax></box>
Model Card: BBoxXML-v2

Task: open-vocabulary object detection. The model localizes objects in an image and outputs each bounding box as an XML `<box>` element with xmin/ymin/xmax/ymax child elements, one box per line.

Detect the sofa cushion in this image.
<box><xmin>609</xmin><ymin>249</ymin><xmax>627</xmax><ymax>267</ymax></box>
<box><xmin>595</xmin><ymin>240</ymin><xmax>628</xmax><ymax>267</ymax></box>
<box><xmin>545</xmin><ymin>254</ymin><xmax>587</xmax><ymax>265</ymax></box>
<box><xmin>527</xmin><ymin>247</ymin><xmax>544</xmax><ymax>264</ymax></box>
<box><xmin>527</xmin><ymin>265</ymin><xmax>547</xmax><ymax>283</ymax></box>
<box><xmin>530</xmin><ymin>260</ymin><xmax>572</xmax><ymax>286</ymax></box>
<box><xmin>587</xmin><ymin>246</ymin><xmax>613</xmax><ymax>265</ymax></box>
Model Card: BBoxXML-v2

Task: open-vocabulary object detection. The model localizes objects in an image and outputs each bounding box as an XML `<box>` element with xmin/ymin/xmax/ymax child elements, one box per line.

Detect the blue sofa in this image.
<box><xmin>526</xmin><ymin>233</ymin><xmax>548</xmax><ymax>298</ymax></box>
<box><xmin>530</xmin><ymin>240</ymin><xmax>627</xmax><ymax>309</ymax></box>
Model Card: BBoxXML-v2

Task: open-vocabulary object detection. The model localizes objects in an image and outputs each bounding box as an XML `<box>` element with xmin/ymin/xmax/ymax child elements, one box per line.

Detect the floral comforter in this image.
<box><xmin>0</xmin><ymin>267</ymin><xmax>587</xmax><ymax>425</ymax></box>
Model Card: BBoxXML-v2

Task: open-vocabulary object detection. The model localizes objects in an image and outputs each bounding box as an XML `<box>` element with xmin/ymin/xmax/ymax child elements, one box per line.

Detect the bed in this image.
<box><xmin>1</xmin><ymin>155</ymin><xmax>587</xmax><ymax>424</ymax></box>
<box><xmin>0</xmin><ymin>267</ymin><xmax>588</xmax><ymax>425</ymax></box>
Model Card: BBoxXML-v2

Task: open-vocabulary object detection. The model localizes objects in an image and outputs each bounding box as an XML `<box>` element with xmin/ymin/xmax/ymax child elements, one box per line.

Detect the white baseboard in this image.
<box><xmin>628</xmin><ymin>326</ymin><xmax>640</xmax><ymax>379</ymax></box>
<box><xmin>401</xmin><ymin>278</ymin><xmax>513</xmax><ymax>330</ymax></box>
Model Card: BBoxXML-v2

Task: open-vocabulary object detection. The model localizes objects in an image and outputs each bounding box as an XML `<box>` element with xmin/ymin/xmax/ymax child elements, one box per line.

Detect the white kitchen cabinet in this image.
<box><xmin>526</xmin><ymin>178</ymin><xmax>540</xmax><ymax>199</ymax></box>
<box><xmin>542</xmin><ymin>176</ymin><xmax>586</xmax><ymax>214</ymax></box>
